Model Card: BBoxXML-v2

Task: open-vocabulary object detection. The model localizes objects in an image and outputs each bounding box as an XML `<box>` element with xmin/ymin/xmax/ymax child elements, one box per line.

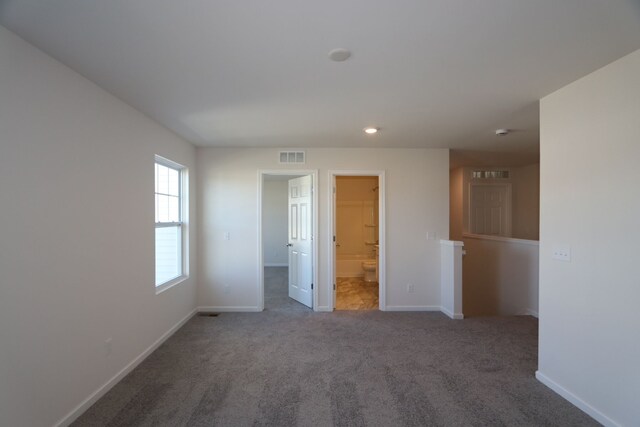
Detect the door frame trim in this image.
<box><xmin>257</xmin><ymin>169</ymin><xmax>319</xmax><ymax>311</ymax></box>
<box><xmin>328</xmin><ymin>170</ymin><xmax>386</xmax><ymax>311</ymax></box>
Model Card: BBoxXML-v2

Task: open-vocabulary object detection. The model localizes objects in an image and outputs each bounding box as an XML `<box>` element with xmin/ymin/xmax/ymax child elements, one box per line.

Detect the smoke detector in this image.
<box><xmin>328</xmin><ymin>48</ymin><xmax>351</xmax><ymax>62</ymax></box>
<box><xmin>495</xmin><ymin>129</ymin><xmax>509</xmax><ymax>136</ymax></box>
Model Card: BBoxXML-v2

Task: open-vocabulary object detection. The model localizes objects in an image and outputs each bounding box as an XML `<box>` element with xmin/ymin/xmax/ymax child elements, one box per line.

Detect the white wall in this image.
<box><xmin>440</xmin><ymin>240</ymin><xmax>464</xmax><ymax>320</ymax></box>
<box><xmin>449</xmin><ymin>168</ymin><xmax>464</xmax><ymax>241</ymax></box>
<box><xmin>462</xmin><ymin>236</ymin><xmax>539</xmax><ymax>316</ymax></box>
<box><xmin>197</xmin><ymin>147</ymin><xmax>449</xmax><ymax>311</ymax></box>
<box><xmin>262</xmin><ymin>180</ymin><xmax>288</xmax><ymax>266</ymax></box>
<box><xmin>512</xmin><ymin>163</ymin><xmax>540</xmax><ymax>240</ymax></box>
<box><xmin>0</xmin><ymin>26</ymin><xmax>197</xmax><ymax>427</ymax></box>
<box><xmin>538</xmin><ymin>48</ymin><xmax>640</xmax><ymax>426</ymax></box>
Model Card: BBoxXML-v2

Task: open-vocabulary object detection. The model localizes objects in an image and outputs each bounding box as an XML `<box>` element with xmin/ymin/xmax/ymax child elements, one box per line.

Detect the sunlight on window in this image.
<box><xmin>155</xmin><ymin>158</ymin><xmax>186</xmax><ymax>287</ymax></box>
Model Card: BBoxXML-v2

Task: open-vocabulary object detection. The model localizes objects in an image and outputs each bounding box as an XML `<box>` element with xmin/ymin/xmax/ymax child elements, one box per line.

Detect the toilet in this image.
<box><xmin>362</xmin><ymin>260</ymin><xmax>377</xmax><ymax>282</ymax></box>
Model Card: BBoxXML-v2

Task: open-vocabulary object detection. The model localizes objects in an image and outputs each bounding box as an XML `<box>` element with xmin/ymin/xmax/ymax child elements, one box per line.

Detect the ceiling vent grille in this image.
<box><xmin>279</xmin><ymin>151</ymin><xmax>305</xmax><ymax>164</ymax></box>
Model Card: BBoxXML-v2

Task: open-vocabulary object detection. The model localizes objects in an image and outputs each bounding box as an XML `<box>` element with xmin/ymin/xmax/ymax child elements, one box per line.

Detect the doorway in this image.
<box><xmin>329</xmin><ymin>171</ymin><xmax>386</xmax><ymax>311</ymax></box>
<box><xmin>258</xmin><ymin>170</ymin><xmax>318</xmax><ymax>311</ymax></box>
<box><xmin>469</xmin><ymin>183</ymin><xmax>512</xmax><ymax>237</ymax></box>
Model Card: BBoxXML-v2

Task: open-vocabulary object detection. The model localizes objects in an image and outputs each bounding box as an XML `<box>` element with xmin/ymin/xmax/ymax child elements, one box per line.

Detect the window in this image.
<box><xmin>472</xmin><ymin>170</ymin><xmax>510</xmax><ymax>179</ymax></box>
<box><xmin>155</xmin><ymin>156</ymin><xmax>187</xmax><ymax>288</ymax></box>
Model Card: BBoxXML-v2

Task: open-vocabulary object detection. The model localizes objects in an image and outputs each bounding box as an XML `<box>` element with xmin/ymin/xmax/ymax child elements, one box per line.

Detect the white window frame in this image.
<box><xmin>155</xmin><ymin>155</ymin><xmax>188</xmax><ymax>293</ymax></box>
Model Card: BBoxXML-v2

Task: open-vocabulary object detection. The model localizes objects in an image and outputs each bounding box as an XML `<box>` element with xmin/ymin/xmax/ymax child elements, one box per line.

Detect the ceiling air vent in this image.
<box><xmin>279</xmin><ymin>151</ymin><xmax>305</xmax><ymax>164</ymax></box>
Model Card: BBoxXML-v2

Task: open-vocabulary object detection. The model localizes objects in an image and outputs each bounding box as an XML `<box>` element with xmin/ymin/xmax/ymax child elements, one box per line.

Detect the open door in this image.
<box><xmin>288</xmin><ymin>175</ymin><xmax>313</xmax><ymax>308</ymax></box>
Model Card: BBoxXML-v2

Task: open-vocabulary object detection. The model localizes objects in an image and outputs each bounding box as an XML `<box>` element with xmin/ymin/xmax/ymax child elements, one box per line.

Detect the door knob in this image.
<box><xmin>286</xmin><ymin>243</ymin><xmax>293</xmax><ymax>247</ymax></box>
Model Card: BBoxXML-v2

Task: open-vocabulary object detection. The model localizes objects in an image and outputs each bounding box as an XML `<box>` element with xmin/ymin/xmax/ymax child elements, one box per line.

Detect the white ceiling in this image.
<box><xmin>1</xmin><ymin>1</ymin><xmax>639</xmax><ymax>161</ymax></box>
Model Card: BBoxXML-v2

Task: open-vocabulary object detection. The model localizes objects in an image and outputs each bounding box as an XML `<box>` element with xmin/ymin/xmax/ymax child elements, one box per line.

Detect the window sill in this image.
<box><xmin>155</xmin><ymin>275</ymin><xmax>189</xmax><ymax>295</ymax></box>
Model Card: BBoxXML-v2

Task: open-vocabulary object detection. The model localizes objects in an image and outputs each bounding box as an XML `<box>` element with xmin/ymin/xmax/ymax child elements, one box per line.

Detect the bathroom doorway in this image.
<box><xmin>329</xmin><ymin>171</ymin><xmax>386</xmax><ymax>310</ymax></box>
<box><xmin>258</xmin><ymin>170</ymin><xmax>319</xmax><ymax>312</ymax></box>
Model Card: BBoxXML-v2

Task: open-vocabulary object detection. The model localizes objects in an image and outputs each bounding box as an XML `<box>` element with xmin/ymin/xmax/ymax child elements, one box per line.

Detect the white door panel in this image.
<box><xmin>288</xmin><ymin>175</ymin><xmax>313</xmax><ymax>308</ymax></box>
<box><xmin>470</xmin><ymin>184</ymin><xmax>511</xmax><ymax>237</ymax></box>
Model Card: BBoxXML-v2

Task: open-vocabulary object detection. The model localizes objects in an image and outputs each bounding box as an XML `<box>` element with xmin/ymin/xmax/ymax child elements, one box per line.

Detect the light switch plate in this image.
<box><xmin>552</xmin><ymin>246</ymin><xmax>571</xmax><ymax>262</ymax></box>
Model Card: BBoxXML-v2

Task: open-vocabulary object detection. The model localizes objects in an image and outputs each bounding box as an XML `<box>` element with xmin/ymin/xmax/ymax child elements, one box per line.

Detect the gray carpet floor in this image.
<box><xmin>264</xmin><ymin>267</ymin><xmax>313</xmax><ymax>313</ymax></box>
<box><xmin>73</xmin><ymin>269</ymin><xmax>598</xmax><ymax>426</ymax></box>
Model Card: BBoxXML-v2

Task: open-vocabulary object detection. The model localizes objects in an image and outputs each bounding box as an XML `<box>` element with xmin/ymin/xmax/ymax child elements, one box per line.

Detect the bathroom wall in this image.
<box><xmin>262</xmin><ymin>179</ymin><xmax>288</xmax><ymax>266</ymax></box>
<box><xmin>336</xmin><ymin>176</ymin><xmax>379</xmax><ymax>259</ymax></box>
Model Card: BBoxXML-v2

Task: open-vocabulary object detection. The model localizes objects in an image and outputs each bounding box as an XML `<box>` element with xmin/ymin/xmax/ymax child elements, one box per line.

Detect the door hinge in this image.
<box><xmin>333</xmin><ymin>283</ymin><xmax>336</xmax><ymax>290</ymax></box>
<box><xmin>333</xmin><ymin>235</ymin><xmax>336</xmax><ymax>242</ymax></box>
<box><xmin>311</xmin><ymin>283</ymin><xmax>314</xmax><ymax>290</ymax></box>
<box><xmin>333</xmin><ymin>187</ymin><xmax>336</xmax><ymax>194</ymax></box>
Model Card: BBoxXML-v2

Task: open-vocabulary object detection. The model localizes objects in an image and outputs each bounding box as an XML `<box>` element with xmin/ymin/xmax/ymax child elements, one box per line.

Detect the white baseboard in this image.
<box><xmin>316</xmin><ymin>306</ymin><xmax>332</xmax><ymax>312</ymax></box>
<box><xmin>440</xmin><ymin>306</ymin><xmax>464</xmax><ymax>319</ymax></box>
<box><xmin>264</xmin><ymin>263</ymin><xmax>287</xmax><ymax>267</ymax></box>
<box><xmin>198</xmin><ymin>306</ymin><xmax>262</xmax><ymax>312</ymax></box>
<box><xmin>54</xmin><ymin>308</ymin><xmax>197</xmax><ymax>427</ymax></box>
<box><xmin>535</xmin><ymin>371</ymin><xmax>619</xmax><ymax>427</ymax></box>
<box><xmin>526</xmin><ymin>309</ymin><xmax>539</xmax><ymax>318</ymax></box>
<box><xmin>383</xmin><ymin>305</ymin><xmax>442</xmax><ymax>312</ymax></box>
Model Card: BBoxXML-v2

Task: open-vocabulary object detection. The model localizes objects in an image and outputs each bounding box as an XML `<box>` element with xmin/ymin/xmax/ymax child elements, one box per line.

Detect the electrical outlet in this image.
<box><xmin>224</xmin><ymin>284</ymin><xmax>230</xmax><ymax>294</ymax></box>
<box><xmin>224</xmin><ymin>232</ymin><xmax>230</xmax><ymax>240</ymax></box>
<box><xmin>407</xmin><ymin>283</ymin><xmax>415</xmax><ymax>293</ymax></box>
<box><xmin>552</xmin><ymin>246</ymin><xmax>571</xmax><ymax>262</ymax></box>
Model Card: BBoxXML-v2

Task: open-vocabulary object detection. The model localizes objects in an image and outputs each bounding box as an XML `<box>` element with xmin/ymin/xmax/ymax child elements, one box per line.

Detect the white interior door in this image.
<box><xmin>288</xmin><ymin>175</ymin><xmax>313</xmax><ymax>308</ymax></box>
<box><xmin>470</xmin><ymin>183</ymin><xmax>512</xmax><ymax>236</ymax></box>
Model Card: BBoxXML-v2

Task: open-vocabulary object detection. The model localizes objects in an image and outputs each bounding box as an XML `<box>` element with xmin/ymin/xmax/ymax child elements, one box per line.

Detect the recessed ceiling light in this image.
<box><xmin>364</xmin><ymin>127</ymin><xmax>379</xmax><ymax>135</ymax></box>
<box><xmin>328</xmin><ymin>48</ymin><xmax>351</xmax><ymax>62</ymax></box>
<box><xmin>495</xmin><ymin>128</ymin><xmax>509</xmax><ymax>136</ymax></box>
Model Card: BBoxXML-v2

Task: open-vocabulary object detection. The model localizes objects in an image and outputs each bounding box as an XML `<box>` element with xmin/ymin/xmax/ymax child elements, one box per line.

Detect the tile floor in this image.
<box><xmin>335</xmin><ymin>276</ymin><xmax>379</xmax><ymax>310</ymax></box>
